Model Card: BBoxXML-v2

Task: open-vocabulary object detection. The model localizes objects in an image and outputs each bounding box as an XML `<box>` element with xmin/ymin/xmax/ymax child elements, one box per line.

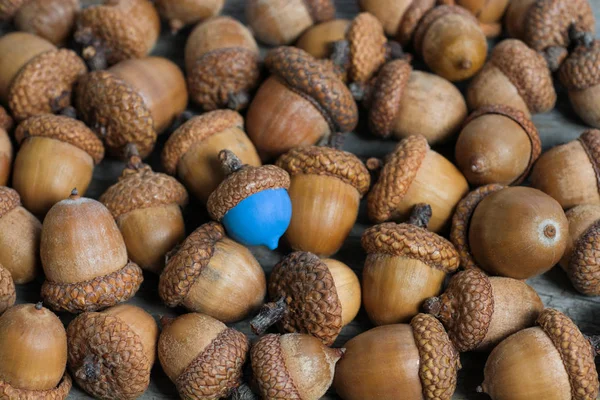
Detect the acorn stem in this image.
<box><xmin>35</xmin><ymin>301</ymin><xmax>43</xmax><ymax>310</ymax></box>
<box><xmin>76</xmin><ymin>354</ymin><xmax>101</xmax><ymax>383</ymax></box>
<box><xmin>74</xmin><ymin>28</ymin><xmax>108</xmax><ymax>71</ymax></box>
<box><xmin>70</xmin><ymin>188</ymin><xmax>80</xmax><ymax>200</ymax></box>
<box><xmin>250</xmin><ymin>297</ymin><xmax>288</xmax><ymax>335</ymax></box>
<box><xmin>219</xmin><ymin>150</ymin><xmax>244</xmax><ymax>175</ymax></box>
<box><xmin>230</xmin><ymin>383</ymin><xmax>257</xmax><ymax>400</ymax></box>
<box><xmin>330</xmin><ymin>40</ymin><xmax>350</xmax><ymax>67</ymax></box>
<box><xmin>568</xmin><ymin>23</ymin><xmax>594</xmax><ymax>49</ymax></box>
<box><xmin>50</xmin><ymin>91</ymin><xmax>73</xmax><ymax>116</ymax></box>
<box><xmin>227</xmin><ymin>91</ymin><xmax>251</xmax><ymax>111</ymax></box>
<box><xmin>422</xmin><ymin>296</ymin><xmax>441</xmax><ymax>317</ymax></box>
<box><xmin>407</xmin><ymin>203</ymin><xmax>432</xmax><ymax>229</ymax></box>
<box><xmin>584</xmin><ymin>334</ymin><xmax>600</xmax><ymax>356</ymax></box>
<box><xmin>124</xmin><ymin>143</ymin><xmax>143</xmax><ymax>170</ymax></box>
<box><xmin>386</xmin><ymin>41</ymin><xmax>411</xmax><ymax>62</ymax></box>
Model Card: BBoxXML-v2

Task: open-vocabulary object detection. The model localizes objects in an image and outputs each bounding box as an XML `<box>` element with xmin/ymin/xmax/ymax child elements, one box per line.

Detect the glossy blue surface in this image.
<box><xmin>222</xmin><ymin>188</ymin><xmax>292</xmax><ymax>250</ymax></box>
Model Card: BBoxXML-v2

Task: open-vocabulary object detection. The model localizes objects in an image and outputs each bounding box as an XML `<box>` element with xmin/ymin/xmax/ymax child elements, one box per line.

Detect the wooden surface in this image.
<box><xmin>10</xmin><ymin>0</ymin><xmax>600</xmax><ymax>399</ymax></box>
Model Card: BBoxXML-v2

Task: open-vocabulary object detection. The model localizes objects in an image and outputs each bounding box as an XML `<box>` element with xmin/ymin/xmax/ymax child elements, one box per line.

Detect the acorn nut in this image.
<box><xmin>0</xmin><ymin>264</ymin><xmax>15</xmax><ymax>315</ymax></box>
<box><xmin>9</xmin><ymin>0</ymin><xmax>79</xmax><ymax>45</ymax></box>
<box><xmin>156</xmin><ymin>0</ymin><xmax>224</xmax><ymax>33</ymax></box>
<box><xmin>0</xmin><ymin>106</ymin><xmax>12</xmax><ymax>186</ymax></box>
<box><xmin>438</xmin><ymin>0</ymin><xmax>510</xmax><ymax>37</ymax></box>
<box><xmin>296</xmin><ymin>19</ymin><xmax>351</xmax><ymax>59</ymax></box>
<box><xmin>358</xmin><ymin>0</ymin><xmax>436</xmax><ymax>39</ymax></box>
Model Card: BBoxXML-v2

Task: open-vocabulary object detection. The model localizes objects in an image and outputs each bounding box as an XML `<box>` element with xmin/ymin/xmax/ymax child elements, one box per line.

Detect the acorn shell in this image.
<box><xmin>566</xmin><ymin>215</ymin><xmax>600</xmax><ymax>296</ymax></box>
<box><xmin>397</xmin><ymin>0</ymin><xmax>437</xmax><ymax>46</ymax></box>
<box><xmin>346</xmin><ymin>12</ymin><xmax>387</xmax><ymax>84</ymax></box>
<box><xmin>0</xmin><ymin>264</ymin><xmax>15</xmax><ymax>315</ymax></box>
<box><xmin>560</xmin><ymin>40</ymin><xmax>600</xmax><ymax>91</ymax></box>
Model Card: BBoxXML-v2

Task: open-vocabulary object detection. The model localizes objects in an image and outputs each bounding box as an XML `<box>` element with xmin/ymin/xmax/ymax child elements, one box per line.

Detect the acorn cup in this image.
<box><xmin>438</xmin><ymin>0</ymin><xmax>509</xmax><ymax>37</ymax></box>
<box><xmin>40</xmin><ymin>189</ymin><xmax>144</xmax><ymax>314</ymax></box>
<box><xmin>100</xmin><ymin>145</ymin><xmax>188</xmax><ymax>274</ymax></box>
<box><xmin>156</xmin><ymin>0</ymin><xmax>224</xmax><ymax>33</ymax></box>
<box><xmin>0</xmin><ymin>105</ymin><xmax>12</xmax><ymax>186</ymax></box>
<box><xmin>162</xmin><ymin>110</ymin><xmax>261</xmax><ymax>203</ymax></box>
<box><xmin>296</xmin><ymin>19</ymin><xmax>351</xmax><ymax>59</ymax></box>
<box><xmin>0</xmin><ymin>264</ymin><xmax>15</xmax><ymax>314</ymax></box>
<box><xmin>8</xmin><ymin>0</ymin><xmax>79</xmax><ymax>45</ymax></box>
<box><xmin>76</xmin><ymin>56</ymin><xmax>188</xmax><ymax>158</ymax></box>
<box><xmin>251</xmin><ymin>251</ymin><xmax>360</xmax><ymax>345</ymax></box>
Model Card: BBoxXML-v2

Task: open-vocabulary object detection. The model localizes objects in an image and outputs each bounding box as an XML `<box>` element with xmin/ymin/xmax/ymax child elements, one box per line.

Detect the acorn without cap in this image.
<box><xmin>0</xmin><ymin>264</ymin><xmax>15</xmax><ymax>314</ymax></box>
<box><xmin>296</xmin><ymin>19</ymin><xmax>351</xmax><ymax>59</ymax></box>
<box><xmin>40</xmin><ymin>189</ymin><xmax>144</xmax><ymax>313</ymax></box>
<box><xmin>156</xmin><ymin>0</ymin><xmax>224</xmax><ymax>33</ymax></box>
<box><xmin>9</xmin><ymin>0</ymin><xmax>79</xmax><ymax>45</ymax></box>
<box><xmin>0</xmin><ymin>105</ymin><xmax>12</xmax><ymax>186</ymax></box>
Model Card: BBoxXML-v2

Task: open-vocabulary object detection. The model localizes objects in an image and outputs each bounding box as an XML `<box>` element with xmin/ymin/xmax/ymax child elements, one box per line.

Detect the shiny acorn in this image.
<box><xmin>8</xmin><ymin>0</ymin><xmax>79</xmax><ymax>45</ymax></box>
<box><xmin>438</xmin><ymin>0</ymin><xmax>509</xmax><ymax>37</ymax></box>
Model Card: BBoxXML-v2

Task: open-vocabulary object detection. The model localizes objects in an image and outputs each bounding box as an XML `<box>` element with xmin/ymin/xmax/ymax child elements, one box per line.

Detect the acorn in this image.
<box><xmin>467</xmin><ymin>39</ymin><xmax>557</xmax><ymax>116</ymax></box>
<box><xmin>333</xmin><ymin>313</ymin><xmax>461</xmax><ymax>400</ymax></box>
<box><xmin>530</xmin><ymin>129</ymin><xmax>600</xmax><ymax>209</ymax></box>
<box><xmin>159</xmin><ymin>222</ymin><xmax>266</xmax><ymax>323</ymax></box>
<box><xmin>76</xmin><ymin>56</ymin><xmax>188</xmax><ymax>158</ymax></box>
<box><xmin>0</xmin><ymin>186</ymin><xmax>41</xmax><ymax>284</ymax></box>
<box><xmin>251</xmin><ymin>251</ymin><xmax>360</xmax><ymax>345</ymax></box>
<box><xmin>162</xmin><ymin>110</ymin><xmax>261</xmax><ymax>203</ymax></box>
<box><xmin>246</xmin><ymin>0</ymin><xmax>335</xmax><ymax>46</ymax></box>
<box><xmin>367</xmin><ymin>135</ymin><xmax>469</xmax><ymax>233</ymax></box>
<box><xmin>12</xmin><ymin>114</ymin><xmax>105</xmax><ymax>216</ymax></box>
<box><xmin>451</xmin><ymin>185</ymin><xmax>568</xmax><ymax>279</ymax></box>
<box><xmin>246</xmin><ymin>46</ymin><xmax>358</xmax><ymax>160</ymax></box>
<box><xmin>0</xmin><ymin>32</ymin><xmax>86</xmax><ymax>121</ymax></box>
<box><xmin>358</xmin><ymin>0</ymin><xmax>435</xmax><ymax>39</ymax></box>
<box><xmin>480</xmin><ymin>308</ymin><xmax>599</xmax><ymax>400</ymax></box>
<box><xmin>0</xmin><ymin>106</ymin><xmax>12</xmax><ymax>186</ymax></box>
<box><xmin>158</xmin><ymin>313</ymin><xmax>249</xmax><ymax>399</ymax></box>
<box><xmin>455</xmin><ymin>105</ymin><xmax>542</xmax><ymax>186</ymax></box>
<box><xmin>185</xmin><ymin>16</ymin><xmax>259</xmax><ymax>111</ymax></box>
<box><xmin>67</xmin><ymin>304</ymin><xmax>158</xmax><ymax>399</ymax></box>
<box><xmin>0</xmin><ymin>303</ymin><xmax>72</xmax><ymax>398</ymax></box>
<box><xmin>207</xmin><ymin>150</ymin><xmax>291</xmax><ymax>250</ymax></box>
<box><xmin>100</xmin><ymin>145</ymin><xmax>188</xmax><ymax>274</ymax></box>
<box><xmin>74</xmin><ymin>0</ymin><xmax>160</xmax><ymax>70</ymax></box>
<box><xmin>0</xmin><ymin>264</ymin><xmax>15</xmax><ymax>315</ymax></box>
<box><xmin>10</xmin><ymin>0</ymin><xmax>79</xmax><ymax>45</ymax></box>
<box><xmin>438</xmin><ymin>0</ymin><xmax>509</xmax><ymax>37</ymax></box>
<box><xmin>156</xmin><ymin>0</ymin><xmax>224</xmax><ymax>33</ymax></box>
<box><xmin>40</xmin><ymin>189</ymin><xmax>144</xmax><ymax>313</ymax></box>
<box><xmin>251</xmin><ymin>333</ymin><xmax>344</xmax><ymax>400</ymax></box>
<box><xmin>296</xmin><ymin>19</ymin><xmax>351</xmax><ymax>59</ymax></box>
<box><xmin>362</xmin><ymin>204</ymin><xmax>460</xmax><ymax>325</ymax></box>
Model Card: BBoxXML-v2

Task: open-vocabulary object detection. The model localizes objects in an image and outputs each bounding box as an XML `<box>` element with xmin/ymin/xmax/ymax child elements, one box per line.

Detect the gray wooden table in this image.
<box><xmin>11</xmin><ymin>0</ymin><xmax>600</xmax><ymax>399</ymax></box>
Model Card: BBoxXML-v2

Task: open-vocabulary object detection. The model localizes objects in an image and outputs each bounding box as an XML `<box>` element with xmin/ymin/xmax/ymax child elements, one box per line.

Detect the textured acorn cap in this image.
<box><xmin>346</xmin><ymin>12</ymin><xmax>387</xmax><ymax>84</ymax></box>
<box><xmin>15</xmin><ymin>114</ymin><xmax>105</xmax><ymax>164</ymax></box>
<box><xmin>560</xmin><ymin>41</ymin><xmax>600</xmax><ymax>90</ymax></box>
<box><xmin>414</xmin><ymin>5</ymin><xmax>477</xmax><ymax>55</ymax></box>
<box><xmin>0</xmin><ymin>106</ymin><xmax>13</xmax><ymax>132</ymax></box>
<box><xmin>578</xmin><ymin>129</ymin><xmax>600</xmax><ymax>192</ymax></box>
<box><xmin>162</xmin><ymin>110</ymin><xmax>244</xmax><ymax>174</ymax></box>
<box><xmin>0</xmin><ymin>0</ymin><xmax>28</xmax><ymax>20</ymax></box>
<box><xmin>537</xmin><ymin>308</ymin><xmax>599</xmax><ymax>400</ymax></box>
<box><xmin>567</xmin><ymin>218</ymin><xmax>600</xmax><ymax>296</ymax></box>
<box><xmin>0</xmin><ymin>374</ymin><xmax>72</xmax><ymax>399</ymax></box>
<box><xmin>397</xmin><ymin>0</ymin><xmax>436</xmax><ymax>46</ymax></box>
<box><xmin>0</xmin><ymin>186</ymin><xmax>20</xmax><ymax>218</ymax></box>
<box><xmin>276</xmin><ymin>146</ymin><xmax>371</xmax><ymax>196</ymax></box>
<box><xmin>250</xmin><ymin>334</ymin><xmax>301</xmax><ymax>399</ymax></box>
<box><xmin>0</xmin><ymin>264</ymin><xmax>16</xmax><ymax>314</ymax></box>
<box><xmin>303</xmin><ymin>0</ymin><xmax>336</xmax><ymax>22</ymax></box>
<box><xmin>265</xmin><ymin>46</ymin><xmax>358</xmax><ymax>133</ymax></box>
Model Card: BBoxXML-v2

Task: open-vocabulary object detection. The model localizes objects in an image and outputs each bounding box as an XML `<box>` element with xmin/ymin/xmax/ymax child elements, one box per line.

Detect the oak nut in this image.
<box><xmin>40</xmin><ymin>189</ymin><xmax>144</xmax><ymax>313</ymax></box>
<box><xmin>0</xmin><ymin>105</ymin><xmax>12</xmax><ymax>186</ymax></box>
<box><xmin>159</xmin><ymin>222</ymin><xmax>266</xmax><ymax>323</ymax></box>
<box><xmin>156</xmin><ymin>0</ymin><xmax>224</xmax><ymax>33</ymax></box>
<box><xmin>67</xmin><ymin>304</ymin><xmax>158</xmax><ymax>399</ymax></box>
<box><xmin>296</xmin><ymin>19</ymin><xmax>350</xmax><ymax>59</ymax></box>
<box><xmin>438</xmin><ymin>0</ymin><xmax>509</xmax><ymax>37</ymax></box>
<box><xmin>76</xmin><ymin>56</ymin><xmax>188</xmax><ymax>158</ymax></box>
<box><xmin>251</xmin><ymin>333</ymin><xmax>344</xmax><ymax>400</ymax></box>
<box><xmin>251</xmin><ymin>251</ymin><xmax>360</xmax><ymax>345</ymax></box>
<box><xmin>158</xmin><ymin>313</ymin><xmax>249</xmax><ymax>399</ymax></box>
<box><xmin>455</xmin><ymin>105</ymin><xmax>542</xmax><ymax>186</ymax></box>
<box><xmin>368</xmin><ymin>135</ymin><xmax>469</xmax><ymax>233</ymax></box>
<box><xmin>358</xmin><ymin>0</ymin><xmax>435</xmax><ymax>38</ymax></box>
<box><xmin>0</xmin><ymin>303</ymin><xmax>72</xmax><ymax>398</ymax></box>
<box><xmin>333</xmin><ymin>313</ymin><xmax>460</xmax><ymax>400</ymax></box>
<box><xmin>162</xmin><ymin>110</ymin><xmax>261</xmax><ymax>203</ymax></box>
<box><xmin>451</xmin><ymin>185</ymin><xmax>568</xmax><ymax>279</ymax></box>
<box><xmin>0</xmin><ymin>264</ymin><xmax>15</xmax><ymax>314</ymax></box>
<box><xmin>480</xmin><ymin>308</ymin><xmax>599</xmax><ymax>400</ymax></box>
<box><xmin>13</xmin><ymin>114</ymin><xmax>105</xmax><ymax>216</ymax></box>
<box><xmin>246</xmin><ymin>46</ymin><xmax>358</xmax><ymax>160</ymax></box>
<box><xmin>10</xmin><ymin>0</ymin><xmax>80</xmax><ymax>45</ymax></box>
<box><xmin>100</xmin><ymin>146</ymin><xmax>188</xmax><ymax>274</ymax></box>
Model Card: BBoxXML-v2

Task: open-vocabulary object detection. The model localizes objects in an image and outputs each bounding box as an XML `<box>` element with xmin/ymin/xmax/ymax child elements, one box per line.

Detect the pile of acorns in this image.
<box><xmin>0</xmin><ymin>0</ymin><xmax>599</xmax><ymax>399</ymax></box>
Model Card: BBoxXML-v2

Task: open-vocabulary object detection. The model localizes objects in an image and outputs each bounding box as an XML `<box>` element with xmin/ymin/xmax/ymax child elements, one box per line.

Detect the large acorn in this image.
<box><xmin>100</xmin><ymin>145</ymin><xmax>188</xmax><ymax>274</ymax></box>
<box><xmin>159</xmin><ymin>222</ymin><xmax>266</xmax><ymax>323</ymax></box>
<box><xmin>8</xmin><ymin>0</ymin><xmax>79</xmax><ymax>45</ymax></box>
<box><xmin>0</xmin><ymin>264</ymin><xmax>15</xmax><ymax>314</ymax></box>
<box><xmin>40</xmin><ymin>189</ymin><xmax>144</xmax><ymax>313</ymax></box>
<box><xmin>156</xmin><ymin>0</ymin><xmax>224</xmax><ymax>33</ymax></box>
<box><xmin>296</xmin><ymin>19</ymin><xmax>351</xmax><ymax>59</ymax></box>
<box><xmin>0</xmin><ymin>106</ymin><xmax>12</xmax><ymax>186</ymax></box>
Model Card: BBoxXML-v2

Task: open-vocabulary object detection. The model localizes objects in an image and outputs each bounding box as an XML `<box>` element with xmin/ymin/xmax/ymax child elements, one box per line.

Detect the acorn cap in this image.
<box><xmin>414</xmin><ymin>5</ymin><xmax>477</xmax><ymax>55</ymax></box>
<box><xmin>578</xmin><ymin>129</ymin><xmax>600</xmax><ymax>193</ymax></box>
<box><xmin>560</xmin><ymin>41</ymin><xmax>600</xmax><ymax>90</ymax></box>
<box><xmin>0</xmin><ymin>0</ymin><xmax>28</xmax><ymax>20</ymax></box>
<box><xmin>268</xmin><ymin>251</ymin><xmax>342</xmax><ymax>345</ymax></box>
<box><xmin>15</xmin><ymin>114</ymin><xmax>105</xmax><ymax>164</ymax></box>
<box><xmin>568</xmin><ymin>219</ymin><xmax>600</xmax><ymax>295</ymax></box>
<box><xmin>397</xmin><ymin>0</ymin><xmax>436</xmax><ymax>46</ymax></box>
<box><xmin>489</xmin><ymin>40</ymin><xmax>557</xmax><ymax>114</ymax></box>
<box><xmin>346</xmin><ymin>12</ymin><xmax>387</xmax><ymax>84</ymax></box>
<box><xmin>0</xmin><ymin>106</ymin><xmax>13</xmax><ymax>132</ymax></box>
<box><xmin>162</xmin><ymin>110</ymin><xmax>244</xmax><ymax>174</ymax></box>
<box><xmin>0</xmin><ymin>186</ymin><xmax>20</xmax><ymax>218</ymax></box>
<box><xmin>276</xmin><ymin>146</ymin><xmax>371</xmax><ymax>196</ymax></box>
<box><xmin>265</xmin><ymin>46</ymin><xmax>358</xmax><ymax>133</ymax></box>
<box><xmin>0</xmin><ymin>264</ymin><xmax>16</xmax><ymax>314</ymax></box>
<box><xmin>410</xmin><ymin>313</ymin><xmax>461</xmax><ymax>400</ymax></box>
<box><xmin>75</xmin><ymin>70</ymin><xmax>155</xmax><ymax>158</ymax></box>
<box><xmin>0</xmin><ymin>374</ymin><xmax>72</xmax><ymax>399</ymax></box>
<box><xmin>250</xmin><ymin>334</ymin><xmax>300</xmax><ymax>399</ymax></box>
<box><xmin>303</xmin><ymin>0</ymin><xmax>335</xmax><ymax>23</ymax></box>
<box><xmin>9</xmin><ymin>49</ymin><xmax>87</xmax><ymax>122</ymax></box>
<box><xmin>537</xmin><ymin>308</ymin><xmax>599</xmax><ymax>400</ymax></box>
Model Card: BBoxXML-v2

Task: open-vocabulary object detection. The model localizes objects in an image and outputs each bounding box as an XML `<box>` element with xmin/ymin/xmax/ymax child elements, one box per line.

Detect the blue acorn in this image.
<box><xmin>207</xmin><ymin>150</ymin><xmax>292</xmax><ymax>250</ymax></box>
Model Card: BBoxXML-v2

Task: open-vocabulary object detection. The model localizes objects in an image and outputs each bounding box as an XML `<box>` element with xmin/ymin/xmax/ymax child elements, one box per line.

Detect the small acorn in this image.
<box><xmin>156</xmin><ymin>0</ymin><xmax>224</xmax><ymax>33</ymax></box>
<box><xmin>100</xmin><ymin>145</ymin><xmax>188</xmax><ymax>274</ymax></box>
<box><xmin>40</xmin><ymin>189</ymin><xmax>144</xmax><ymax>313</ymax></box>
<box><xmin>0</xmin><ymin>264</ymin><xmax>15</xmax><ymax>314</ymax></box>
<box><xmin>76</xmin><ymin>56</ymin><xmax>188</xmax><ymax>158</ymax></box>
<box><xmin>333</xmin><ymin>313</ymin><xmax>461</xmax><ymax>400</ymax></box>
<box><xmin>159</xmin><ymin>222</ymin><xmax>266</xmax><ymax>323</ymax></box>
<box><xmin>251</xmin><ymin>333</ymin><xmax>344</xmax><ymax>400</ymax></box>
<box><xmin>10</xmin><ymin>0</ymin><xmax>79</xmax><ymax>45</ymax></box>
<box><xmin>67</xmin><ymin>304</ymin><xmax>158</xmax><ymax>399</ymax></box>
<box><xmin>358</xmin><ymin>0</ymin><xmax>435</xmax><ymax>39</ymax></box>
<box><xmin>451</xmin><ymin>185</ymin><xmax>568</xmax><ymax>279</ymax></box>
<box><xmin>438</xmin><ymin>0</ymin><xmax>509</xmax><ymax>37</ymax></box>
<box><xmin>251</xmin><ymin>251</ymin><xmax>360</xmax><ymax>345</ymax></box>
<box><xmin>0</xmin><ymin>105</ymin><xmax>12</xmax><ymax>186</ymax></box>
<box><xmin>368</xmin><ymin>135</ymin><xmax>469</xmax><ymax>233</ymax></box>
<box><xmin>296</xmin><ymin>19</ymin><xmax>350</xmax><ymax>59</ymax></box>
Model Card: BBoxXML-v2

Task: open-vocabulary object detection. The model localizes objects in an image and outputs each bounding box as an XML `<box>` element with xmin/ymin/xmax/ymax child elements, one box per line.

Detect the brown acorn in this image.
<box><xmin>0</xmin><ymin>303</ymin><xmax>72</xmax><ymax>398</ymax></box>
<box><xmin>251</xmin><ymin>333</ymin><xmax>344</xmax><ymax>400</ymax></box>
<box><xmin>158</xmin><ymin>313</ymin><xmax>249</xmax><ymax>399</ymax></box>
<box><xmin>0</xmin><ymin>32</ymin><xmax>86</xmax><ymax>121</ymax></box>
<box><xmin>185</xmin><ymin>16</ymin><xmax>260</xmax><ymax>111</ymax></box>
<box><xmin>357</xmin><ymin>0</ymin><xmax>435</xmax><ymax>39</ymax></box>
<box><xmin>76</xmin><ymin>56</ymin><xmax>188</xmax><ymax>158</ymax></box>
<box><xmin>530</xmin><ymin>129</ymin><xmax>600</xmax><ymax>209</ymax></box>
<box><xmin>12</xmin><ymin>114</ymin><xmax>105</xmax><ymax>216</ymax></box>
<box><xmin>438</xmin><ymin>0</ymin><xmax>510</xmax><ymax>37</ymax></box>
<box><xmin>40</xmin><ymin>189</ymin><xmax>144</xmax><ymax>313</ymax></box>
<box><xmin>0</xmin><ymin>186</ymin><xmax>41</xmax><ymax>284</ymax></box>
<box><xmin>155</xmin><ymin>0</ymin><xmax>224</xmax><ymax>33</ymax></box>
<box><xmin>11</xmin><ymin>0</ymin><xmax>79</xmax><ymax>45</ymax></box>
<box><xmin>67</xmin><ymin>304</ymin><xmax>158</xmax><ymax>399</ymax></box>
<box><xmin>333</xmin><ymin>313</ymin><xmax>461</xmax><ymax>400</ymax></box>
<box><xmin>455</xmin><ymin>105</ymin><xmax>542</xmax><ymax>186</ymax></box>
<box><xmin>0</xmin><ymin>264</ymin><xmax>15</xmax><ymax>315</ymax></box>
<box><xmin>368</xmin><ymin>135</ymin><xmax>469</xmax><ymax>233</ymax></box>
<box><xmin>296</xmin><ymin>19</ymin><xmax>351</xmax><ymax>59</ymax></box>
<box><xmin>451</xmin><ymin>185</ymin><xmax>568</xmax><ymax>279</ymax></box>
<box><xmin>362</xmin><ymin>204</ymin><xmax>460</xmax><ymax>325</ymax></box>
<box><xmin>100</xmin><ymin>145</ymin><xmax>188</xmax><ymax>274</ymax></box>
<box><xmin>0</xmin><ymin>105</ymin><xmax>12</xmax><ymax>186</ymax></box>
<box><xmin>246</xmin><ymin>46</ymin><xmax>358</xmax><ymax>160</ymax></box>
